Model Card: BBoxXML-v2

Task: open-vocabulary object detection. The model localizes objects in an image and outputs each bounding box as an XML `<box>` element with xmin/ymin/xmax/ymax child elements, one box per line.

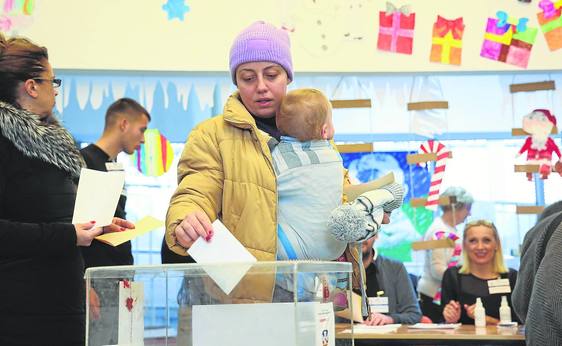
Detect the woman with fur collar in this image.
<box><xmin>0</xmin><ymin>34</ymin><xmax>133</xmax><ymax>345</ymax></box>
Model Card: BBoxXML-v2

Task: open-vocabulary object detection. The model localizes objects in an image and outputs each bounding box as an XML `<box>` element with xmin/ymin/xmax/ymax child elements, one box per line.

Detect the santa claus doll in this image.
<box><xmin>518</xmin><ymin>109</ymin><xmax>562</xmax><ymax>180</ymax></box>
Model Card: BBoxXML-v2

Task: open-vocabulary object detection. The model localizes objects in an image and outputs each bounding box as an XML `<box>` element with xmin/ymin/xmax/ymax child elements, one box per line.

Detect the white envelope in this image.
<box><xmin>188</xmin><ymin>219</ymin><xmax>257</xmax><ymax>295</ymax></box>
<box><xmin>72</xmin><ymin>168</ymin><xmax>125</xmax><ymax>227</ymax></box>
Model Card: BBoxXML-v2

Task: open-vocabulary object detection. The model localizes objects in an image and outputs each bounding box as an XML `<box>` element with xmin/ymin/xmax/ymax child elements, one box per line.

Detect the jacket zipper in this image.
<box><xmin>227</xmin><ymin>118</ymin><xmax>279</xmax><ymax>264</ymax></box>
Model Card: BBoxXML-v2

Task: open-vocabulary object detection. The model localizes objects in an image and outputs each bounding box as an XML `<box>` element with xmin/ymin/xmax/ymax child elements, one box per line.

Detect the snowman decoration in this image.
<box><xmin>518</xmin><ymin>109</ymin><xmax>562</xmax><ymax>180</ymax></box>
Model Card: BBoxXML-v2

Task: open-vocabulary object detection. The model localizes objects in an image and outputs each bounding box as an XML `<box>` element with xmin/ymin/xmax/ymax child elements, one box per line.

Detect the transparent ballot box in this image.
<box><xmin>84</xmin><ymin>261</ymin><xmax>355</xmax><ymax>346</ymax></box>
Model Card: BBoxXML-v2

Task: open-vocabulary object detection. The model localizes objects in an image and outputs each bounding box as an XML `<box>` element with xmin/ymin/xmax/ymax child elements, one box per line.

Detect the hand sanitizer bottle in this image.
<box><xmin>500</xmin><ymin>296</ymin><xmax>511</xmax><ymax>324</ymax></box>
<box><xmin>474</xmin><ymin>297</ymin><xmax>486</xmax><ymax>327</ymax></box>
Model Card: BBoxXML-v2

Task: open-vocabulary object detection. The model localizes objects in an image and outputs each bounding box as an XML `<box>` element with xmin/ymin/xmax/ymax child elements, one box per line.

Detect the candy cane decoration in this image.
<box><xmin>419</xmin><ymin>140</ymin><xmax>449</xmax><ymax>210</ymax></box>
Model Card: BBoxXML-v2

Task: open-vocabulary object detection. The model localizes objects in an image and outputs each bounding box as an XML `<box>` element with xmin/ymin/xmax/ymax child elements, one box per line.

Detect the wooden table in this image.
<box><xmin>336</xmin><ymin>324</ymin><xmax>525</xmax><ymax>346</ymax></box>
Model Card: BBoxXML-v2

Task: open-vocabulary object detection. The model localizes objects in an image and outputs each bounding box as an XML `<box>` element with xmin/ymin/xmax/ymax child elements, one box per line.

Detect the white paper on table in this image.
<box><xmin>408</xmin><ymin>323</ymin><xmax>461</xmax><ymax>329</ymax></box>
<box><xmin>188</xmin><ymin>219</ymin><xmax>257</xmax><ymax>295</ymax></box>
<box><xmin>72</xmin><ymin>168</ymin><xmax>125</xmax><ymax>227</ymax></box>
<box><xmin>341</xmin><ymin>323</ymin><xmax>401</xmax><ymax>335</ymax></box>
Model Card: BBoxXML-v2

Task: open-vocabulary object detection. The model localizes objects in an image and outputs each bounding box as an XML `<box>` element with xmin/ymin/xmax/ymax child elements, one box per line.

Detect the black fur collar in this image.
<box><xmin>0</xmin><ymin>101</ymin><xmax>83</xmax><ymax>178</ymax></box>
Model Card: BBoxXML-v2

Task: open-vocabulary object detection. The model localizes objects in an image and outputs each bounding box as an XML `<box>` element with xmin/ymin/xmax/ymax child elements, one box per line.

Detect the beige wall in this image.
<box><xmin>14</xmin><ymin>0</ymin><xmax>562</xmax><ymax>72</ymax></box>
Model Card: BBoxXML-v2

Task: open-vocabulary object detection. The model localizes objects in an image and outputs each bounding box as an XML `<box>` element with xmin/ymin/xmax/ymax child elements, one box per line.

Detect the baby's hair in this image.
<box><xmin>277</xmin><ymin>88</ymin><xmax>332</xmax><ymax>141</ymax></box>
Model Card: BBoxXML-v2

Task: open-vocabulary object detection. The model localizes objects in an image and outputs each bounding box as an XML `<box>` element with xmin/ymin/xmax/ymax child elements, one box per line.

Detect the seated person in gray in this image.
<box><xmin>362</xmin><ymin>233</ymin><xmax>422</xmax><ymax>325</ymax></box>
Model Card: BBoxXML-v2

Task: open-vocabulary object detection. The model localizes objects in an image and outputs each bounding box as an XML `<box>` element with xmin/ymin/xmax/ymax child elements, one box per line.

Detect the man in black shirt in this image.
<box><xmin>81</xmin><ymin>98</ymin><xmax>150</xmax><ymax>346</ymax></box>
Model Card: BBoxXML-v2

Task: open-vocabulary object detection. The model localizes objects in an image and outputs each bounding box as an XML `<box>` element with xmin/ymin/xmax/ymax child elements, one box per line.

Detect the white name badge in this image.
<box><xmin>105</xmin><ymin>162</ymin><xmax>127</xmax><ymax>197</ymax></box>
<box><xmin>368</xmin><ymin>297</ymin><xmax>389</xmax><ymax>313</ymax></box>
<box><xmin>488</xmin><ymin>278</ymin><xmax>511</xmax><ymax>294</ymax></box>
<box><xmin>105</xmin><ymin>162</ymin><xmax>124</xmax><ymax>172</ymax></box>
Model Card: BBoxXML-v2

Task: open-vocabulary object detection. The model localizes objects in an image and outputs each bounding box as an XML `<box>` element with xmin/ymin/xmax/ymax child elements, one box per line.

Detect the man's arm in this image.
<box><xmin>388</xmin><ymin>262</ymin><xmax>422</xmax><ymax>324</ymax></box>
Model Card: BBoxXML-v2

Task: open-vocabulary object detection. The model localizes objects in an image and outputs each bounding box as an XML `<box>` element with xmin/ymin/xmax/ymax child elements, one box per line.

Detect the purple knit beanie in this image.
<box><xmin>229</xmin><ymin>21</ymin><xmax>293</xmax><ymax>85</ymax></box>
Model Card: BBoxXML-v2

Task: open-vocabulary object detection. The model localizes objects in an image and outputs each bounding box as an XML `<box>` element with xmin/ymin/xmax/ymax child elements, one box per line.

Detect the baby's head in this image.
<box><xmin>277</xmin><ymin>88</ymin><xmax>334</xmax><ymax>141</ymax></box>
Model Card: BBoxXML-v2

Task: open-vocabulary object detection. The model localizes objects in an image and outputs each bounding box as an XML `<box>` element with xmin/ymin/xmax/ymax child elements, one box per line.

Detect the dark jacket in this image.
<box><xmin>512</xmin><ymin>210</ymin><xmax>562</xmax><ymax>323</ymax></box>
<box><xmin>0</xmin><ymin>101</ymin><xmax>85</xmax><ymax>345</ymax></box>
<box><xmin>525</xmin><ymin>221</ymin><xmax>562</xmax><ymax>345</ymax></box>
<box><xmin>441</xmin><ymin>266</ymin><xmax>519</xmax><ymax>325</ymax></box>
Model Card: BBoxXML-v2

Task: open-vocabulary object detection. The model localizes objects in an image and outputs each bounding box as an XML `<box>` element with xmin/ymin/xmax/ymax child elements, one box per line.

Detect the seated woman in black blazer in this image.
<box><xmin>441</xmin><ymin>220</ymin><xmax>520</xmax><ymax>325</ymax></box>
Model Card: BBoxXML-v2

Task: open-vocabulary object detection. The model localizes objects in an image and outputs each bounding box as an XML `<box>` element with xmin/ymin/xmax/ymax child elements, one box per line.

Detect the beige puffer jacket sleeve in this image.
<box><xmin>165</xmin><ymin>122</ymin><xmax>224</xmax><ymax>256</ymax></box>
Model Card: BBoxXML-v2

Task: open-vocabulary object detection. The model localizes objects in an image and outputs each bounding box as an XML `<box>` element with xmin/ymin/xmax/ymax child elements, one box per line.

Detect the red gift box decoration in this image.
<box><xmin>377</xmin><ymin>2</ymin><xmax>415</xmax><ymax>55</ymax></box>
<box><xmin>430</xmin><ymin>16</ymin><xmax>465</xmax><ymax>65</ymax></box>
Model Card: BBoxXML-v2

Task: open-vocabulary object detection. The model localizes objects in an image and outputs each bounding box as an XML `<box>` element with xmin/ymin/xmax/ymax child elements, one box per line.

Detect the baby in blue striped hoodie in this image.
<box><xmin>272</xmin><ymin>88</ymin><xmax>404</xmax><ymax>262</ymax></box>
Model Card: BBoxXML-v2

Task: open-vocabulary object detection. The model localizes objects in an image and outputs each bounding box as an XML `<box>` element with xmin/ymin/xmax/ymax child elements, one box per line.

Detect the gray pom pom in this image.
<box><xmin>328</xmin><ymin>204</ymin><xmax>369</xmax><ymax>242</ymax></box>
<box><xmin>380</xmin><ymin>182</ymin><xmax>405</xmax><ymax>213</ymax></box>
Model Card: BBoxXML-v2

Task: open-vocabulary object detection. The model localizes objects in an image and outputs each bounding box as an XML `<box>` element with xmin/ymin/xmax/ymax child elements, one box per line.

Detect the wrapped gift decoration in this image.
<box><xmin>377</xmin><ymin>2</ymin><xmax>415</xmax><ymax>55</ymax></box>
<box><xmin>430</xmin><ymin>16</ymin><xmax>464</xmax><ymax>65</ymax></box>
<box><xmin>537</xmin><ymin>0</ymin><xmax>562</xmax><ymax>51</ymax></box>
<box><xmin>507</xmin><ymin>28</ymin><xmax>537</xmax><ymax>67</ymax></box>
<box><xmin>480</xmin><ymin>12</ymin><xmax>538</xmax><ymax>68</ymax></box>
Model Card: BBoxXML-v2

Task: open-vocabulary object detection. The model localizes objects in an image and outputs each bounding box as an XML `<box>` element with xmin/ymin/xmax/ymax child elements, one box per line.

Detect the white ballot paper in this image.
<box><xmin>72</xmin><ymin>168</ymin><xmax>125</xmax><ymax>227</ymax></box>
<box><xmin>188</xmin><ymin>219</ymin><xmax>257</xmax><ymax>295</ymax></box>
<box><xmin>341</xmin><ymin>323</ymin><xmax>401</xmax><ymax>334</ymax></box>
<box><xmin>408</xmin><ymin>323</ymin><xmax>461</xmax><ymax>329</ymax></box>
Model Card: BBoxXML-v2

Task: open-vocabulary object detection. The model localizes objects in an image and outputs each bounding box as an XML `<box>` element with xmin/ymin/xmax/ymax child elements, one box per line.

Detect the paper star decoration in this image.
<box><xmin>162</xmin><ymin>0</ymin><xmax>190</xmax><ymax>21</ymax></box>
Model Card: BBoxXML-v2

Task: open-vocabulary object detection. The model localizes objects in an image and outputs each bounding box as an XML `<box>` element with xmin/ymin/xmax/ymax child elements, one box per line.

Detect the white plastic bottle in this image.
<box><xmin>474</xmin><ymin>297</ymin><xmax>486</xmax><ymax>327</ymax></box>
<box><xmin>500</xmin><ymin>296</ymin><xmax>512</xmax><ymax>323</ymax></box>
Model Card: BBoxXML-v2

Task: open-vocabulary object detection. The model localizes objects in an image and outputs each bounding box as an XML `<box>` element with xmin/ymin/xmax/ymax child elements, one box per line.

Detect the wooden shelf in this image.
<box><xmin>412</xmin><ymin>238</ymin><xmax>455</xmax><ymax>250</ymax></box>
<box><xmin>514</xmin><ymin>164</ymin><xmax>540</xmax><ymax>173</ymax></box>
<box><xmin>516</xmin><ymin>206</ymin><xmax>545</xmax><ymax>214</ymax></box>
<box><xmin>407</xmin><ymin>101</ymin><xmax>449</xmax><ymax>111</ymax></box>
<box><xmin>330</xmin><ymin>99</ymin><xmax>372</xmax><ymax>109</ymax></box>
<box><xmin>514</xmin><ymin>164</ymin><xmax>557</xmax><ymax>173</ymax></box>
<box><xmin>406</xmin><ymin>151</ymin><xmax>453</xmax><ymax>164</ymax></box>
<box><xmin>510</xmin><ymin>81</ymin><xmax>555</xmax><ymax>93</ymax></box>
<box><xmin>410</xmin><ymin>196</ymin><xmax>457</xmax><ymax>207</ymax></box>
<box><xmin>336</xmin><ymin>143</ymin><xmax>373</xmax><ymax>153</ymax></box>
<box><xmin>512</xmin><ymin>127</ymin><xmax>558</xmax><ymax>136</ymax></box>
